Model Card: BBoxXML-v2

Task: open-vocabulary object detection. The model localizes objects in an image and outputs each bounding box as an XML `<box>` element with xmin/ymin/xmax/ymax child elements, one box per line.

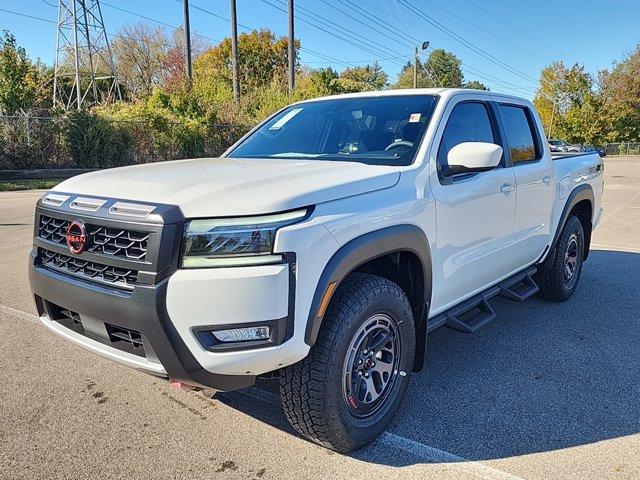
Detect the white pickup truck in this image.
<box><xmin>29</xmin><ymin>88</ymin><xmax>604</xmax><ymax>452</ymax></box>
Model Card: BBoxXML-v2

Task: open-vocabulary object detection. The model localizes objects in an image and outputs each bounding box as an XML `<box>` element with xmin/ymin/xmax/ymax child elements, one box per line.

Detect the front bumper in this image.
<box><xmin>29</xmin><ymin>253</ymin><xmax>257</xmax><ymax>391</ymax></box>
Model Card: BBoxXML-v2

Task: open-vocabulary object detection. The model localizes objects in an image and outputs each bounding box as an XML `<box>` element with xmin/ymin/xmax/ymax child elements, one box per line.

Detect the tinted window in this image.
<box><xmin>499</xmin><ymin>105</ymin><xmax>539</xmax><ymax>163</ymax></box>
<box><xmin>437</xmin><ymin>102</ymin><xmax>496</xmax><ymax>173</ymax></box>
<box><xmin>228</xmin><ymin>95</ymin><xmax>438</xmax><ymax>166</ymax></box>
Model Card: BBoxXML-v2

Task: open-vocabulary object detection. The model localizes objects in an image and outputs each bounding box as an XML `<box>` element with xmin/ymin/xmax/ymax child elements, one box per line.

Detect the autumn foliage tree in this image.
<box><xmin>0</xmin><ymin>31</ymin><xmax>49</xmax><ymax>114</ymax></box>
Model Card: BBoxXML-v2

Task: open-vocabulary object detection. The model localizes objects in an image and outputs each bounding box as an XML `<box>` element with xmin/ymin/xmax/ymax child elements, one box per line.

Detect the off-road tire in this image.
<box><xmin>536</xmin><ymin>215</ymin><xmax>585</xmax><ymax>302</ymax></box>
<box><xmin>280</xmin><ymin>273</ymin><xmax>415</xmax><ymax>453</ymax></box>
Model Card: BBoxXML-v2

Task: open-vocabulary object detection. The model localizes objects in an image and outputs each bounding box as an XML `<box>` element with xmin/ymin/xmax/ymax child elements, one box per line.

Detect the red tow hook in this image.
<box><xmin>169</xmin><ymin>379</ymin><xmax>197</xmax><ymax>390</ymax></box>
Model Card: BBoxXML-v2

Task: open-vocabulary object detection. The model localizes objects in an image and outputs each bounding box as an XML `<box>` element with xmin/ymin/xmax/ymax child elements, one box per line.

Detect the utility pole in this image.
<box><xmin>230</xmin><ymin>0</ymin><xmax>240</xmax><ymax>103</ymax></box>
<box><xmin>53</xmin><ymin>0</ymin><xmax>121</xmax><ymax>110</ymax></box>
<box><xmin>413</xmin><ymin>47</ymin><xmax>418</xmax><ymax>89</ymax></box>
<box><xmin>288</xmin><ymin>0</ymin><xmax>295</xmax><ymax>93</ymax></box>
<box><xmin>413</xmin><ymin>41</ymin><xmax>430</xmax><ymax>89</ymax></box>
<box><xmin>183</xmin><ymin>0</ymin><xmax>192</xmax><ymax>84</ymax></box>
<box><xmin>548</xmin><ymin>97</ymin><xmax>556</xmax><ymax>139</ymax></box>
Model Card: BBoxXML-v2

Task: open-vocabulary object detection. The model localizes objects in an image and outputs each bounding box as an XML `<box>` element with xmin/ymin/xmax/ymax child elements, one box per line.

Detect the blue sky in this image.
<box><xmin>1</xmin><ymin>0</ymin><xmax>639</xmax><ymax>99</ymax></box>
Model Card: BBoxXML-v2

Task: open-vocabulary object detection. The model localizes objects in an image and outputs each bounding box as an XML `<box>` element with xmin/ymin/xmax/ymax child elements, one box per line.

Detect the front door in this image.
<box><xmin>429</xmin><ymin>99</ymin><xmax>518</xmax><ymax>313</ymax></box>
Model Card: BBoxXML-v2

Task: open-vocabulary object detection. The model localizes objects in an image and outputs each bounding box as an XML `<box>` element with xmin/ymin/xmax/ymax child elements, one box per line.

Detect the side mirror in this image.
<box><xmin>444</xmin><ymin>142</ymin><xmax>503</xmax><ymax>177</ymax></box>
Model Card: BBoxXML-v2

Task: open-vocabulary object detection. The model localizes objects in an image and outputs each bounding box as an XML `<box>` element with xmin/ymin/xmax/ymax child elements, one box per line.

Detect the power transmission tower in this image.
<box><xmin>53</xmin><ymin>0</ymin><xmax>121</xmax><ymax>110</ymax></box>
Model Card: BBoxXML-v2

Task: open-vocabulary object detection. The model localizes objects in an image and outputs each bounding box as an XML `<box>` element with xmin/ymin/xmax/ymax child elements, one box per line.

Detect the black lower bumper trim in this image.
<box><xmin>29</xmin><ymin>252</ymin><xmax>255</xmax><ymax>392</ymax></box>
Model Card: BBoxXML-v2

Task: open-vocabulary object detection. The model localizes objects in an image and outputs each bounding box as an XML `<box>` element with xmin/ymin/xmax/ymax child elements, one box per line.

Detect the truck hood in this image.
<box><xmin>53</xmin><ymin>157</ymin><xmax>400</xmax><ymax>218</ymax></box>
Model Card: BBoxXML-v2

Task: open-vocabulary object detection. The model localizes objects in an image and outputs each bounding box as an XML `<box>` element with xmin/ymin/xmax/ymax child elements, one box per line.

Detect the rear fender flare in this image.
<box><xmin>540</xmin><ymin>184</ymin><xmax>594</xmax><ymax>270</ymax></box>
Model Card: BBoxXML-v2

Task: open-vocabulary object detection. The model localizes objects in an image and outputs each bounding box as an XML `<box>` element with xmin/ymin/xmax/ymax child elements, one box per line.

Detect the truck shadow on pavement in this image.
<box><xmin>217</xmin><ymin>249</ymin><xmax>640</xmax><ymax>464</ymax></box>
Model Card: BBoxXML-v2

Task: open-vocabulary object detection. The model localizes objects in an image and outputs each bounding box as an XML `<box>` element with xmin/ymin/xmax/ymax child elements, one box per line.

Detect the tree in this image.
<box><xmin>598</xmin><ymin>45</ymin><xmax>640</xmax><ymax>142</ymax></box>
<box><xmin>0</xmin><ymin>31</ymin><xmax>48</xmax><ymax>114</ymax></box>
<box><xmin>296</xmin><ymin>67</ymin><xmax>341</xmax><ymax>97</ymax></box>
<box><xmin>464</xmin><ymin>80</ymin><xmax>489</xmax><ymax>90</ymax></box>
<box><xmin>392</xmin><ymin>61</ymin><xmax>424</xmax><ymax>89</ymax></box>
<box><xmin>334</xmin><ymin>62</ymin><xmax>388</xmax><ymax>92</ymax></box>
<box><xmin>194</xmin><ymin>29</ymin><xmax>296</xmax><ymax>97</ymax></box>
<box><xmin>425</xmin><ymin>49</ymin><xmax>463</xmax><ymax>88</ymax></box>
<box><xmin>111</xmin><ymin>23</ymin><xmax>208</xmax><ymax>98</ymax></box>
<box><xmin>392</xmin><ymin>49</ymin><xmax>467</xmax><ymax>89</ymax></box>
<box><xmin>533</xmin><ymin>61</ymin><xmax>604</xmax><ymax>144</ymax></box>
<box><xmin>111</xmin><ymin>23</ymin><xmax>170</xmax><ymax>99</ymax></box>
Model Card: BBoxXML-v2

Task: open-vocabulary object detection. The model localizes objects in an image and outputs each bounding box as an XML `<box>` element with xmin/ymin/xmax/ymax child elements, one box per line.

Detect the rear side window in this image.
<box><xmin>437</xmin><ymin>102</ymin><xmax>496</xmax><ymax>174</ymax></box>
<box><xmin>499</xmin><ymin>105</ymin><xmax>540</xmax><ymax>163</ymax></box>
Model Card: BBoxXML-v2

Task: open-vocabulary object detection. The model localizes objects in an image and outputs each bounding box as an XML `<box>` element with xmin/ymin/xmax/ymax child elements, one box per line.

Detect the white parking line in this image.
<box><xmin>591</xmin><ymin>243</ymin><xmax>640</xmax><ymax>253</ymax></box>
<box><xmin>239</xmin><ymin>387</ymin><xmax>523</xmax><ymax>480</ymax></box>
<box><xmin>0</xmin><ymin>304</ymin><xmax>39</xmax><ymax>323</ymax></box>
<box><xmin>378</xmin><ymin>433</ymin><xmax>524</xmax><ymax>480</ymax></box>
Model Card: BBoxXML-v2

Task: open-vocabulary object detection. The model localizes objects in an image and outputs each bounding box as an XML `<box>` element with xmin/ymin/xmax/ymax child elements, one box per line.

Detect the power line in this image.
<box><xmin>320</xmin><ymin>0</ymin><xmax>415</xmax><ymax>49</ymax></box>
<box><xmin>287</xmin><ymin>0</ymin><xmax>409</xmax><ymax>61</ymax></box>
<box><xmin>397</xmin><ymin>0</ymin><xmax>539</xmax><ymax>85</ymax></box>
<box><xmin>462</xmin><ymin>64</ymin><xmax>537</xmax><ymax>93</ymax></box>
<box><xmin>460</xmin><ymin>66</ymin><xmax>536</xmax><ymax>96</ymax></box>
<box><xmin>6</xmin><ymin>2</ymin><xmax>540</xmax><ymax>96</ymax></box>
<box><xmin>181</xmin><ymin>0</ymin><xmax>356</xmax><ymax>67</ymax></box>
<box><xmin>0</xmin><ymin>7</ymin><xmax>56</xmax><ymax>24</ymax></box>
<box><xmin>259</xmin><ymin>0</ymin><xmax>406</xmax><ymax>65</ymax></box>
<box><xmin>417</xmin><ymin>0</ymin><xmax>550</xmax><ymax>65</ymax></box>
<box><xmin>100</xmin><ymin>1</ymin><xmax>221</xmax><ymax>43</ymax></box>
<box><xmin>276</xmin><ymin>0</ymin><xmax>405</xmax><ymax>59</ymax></box>
<box><xmin>464</xmin><ymin>0</ymin><xmax>566</xmax><ymax>59</ymax></box>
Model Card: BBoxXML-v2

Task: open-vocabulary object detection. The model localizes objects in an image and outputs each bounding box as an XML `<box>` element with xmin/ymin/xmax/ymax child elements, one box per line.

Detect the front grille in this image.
<box><xmin>39</xmin><ymin>248</ymin><xmax>138</xmax><ymax>289</ymax></box>
<box><xmin>47</xmin><ymin>302</ymin><xmax>146</xmax><ymax>358</ymax></box>
<box><xmin>38</xmin><ymin>215</ymin><xmax>149</xmax><ymax>261</ymax></box>
<box><xmin>48</xmin><ymin>302</ymin><xmax>85</xmax><ymax>335</ymax></box>
<box><xmin>105</xmin><ymin>323</ymin><xmax>145</xmax><ymax>357</ymax></box>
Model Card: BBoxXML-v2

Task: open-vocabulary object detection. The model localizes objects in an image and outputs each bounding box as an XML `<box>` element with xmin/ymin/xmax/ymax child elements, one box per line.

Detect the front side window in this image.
<box><xmin>499</xmin><ymin>105</ymin><xmax>539</xmax><ymax>163</ymax></box>
<box><xmin>437</xmin><ymin>102</ymin><xmax>497</xmax><ymax>175</ymax></box>
<box><xmin>227</xmin><ymin>95</ymin><xmax>438</xmax><ymax>166</ymax></box>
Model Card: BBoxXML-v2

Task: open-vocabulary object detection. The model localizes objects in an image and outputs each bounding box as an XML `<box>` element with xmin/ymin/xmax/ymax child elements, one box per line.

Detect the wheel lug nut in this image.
<box><xmin>364</xmin><ymin>372</ymin><xmax>370</xmax><ymax>378</ymax></box>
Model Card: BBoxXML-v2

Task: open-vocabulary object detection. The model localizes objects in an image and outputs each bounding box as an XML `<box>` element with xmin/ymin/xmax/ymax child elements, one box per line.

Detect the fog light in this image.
<box><xmin>212</xmin><ymin>326</ymin><xmax>270</xmax><ymax>343</ymax></box>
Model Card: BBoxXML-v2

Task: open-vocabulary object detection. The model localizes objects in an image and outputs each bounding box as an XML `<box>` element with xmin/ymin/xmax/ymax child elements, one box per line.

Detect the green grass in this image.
<box><xmin>0</xmin><ymin>178</ymin><xmax>61</xmax><ymax>191</ymax></box>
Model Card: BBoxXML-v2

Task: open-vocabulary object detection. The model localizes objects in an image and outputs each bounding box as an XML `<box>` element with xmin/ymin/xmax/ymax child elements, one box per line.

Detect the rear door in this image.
<box><xmin>429</xmin><ymin>96</ymin><xmax>518</xmax><ymax>312</ymax></box>
<box><xmin>495</xmin><ymin>101</ymin><xmax>556</xmax><ymax>266</ymax></box>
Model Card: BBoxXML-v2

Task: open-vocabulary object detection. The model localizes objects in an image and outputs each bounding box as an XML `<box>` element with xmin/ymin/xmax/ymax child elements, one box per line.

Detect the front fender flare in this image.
<box><xmin>303</xmin><ymin>224</ymin><xmax>432</xmax><ymax>369</ymax></box>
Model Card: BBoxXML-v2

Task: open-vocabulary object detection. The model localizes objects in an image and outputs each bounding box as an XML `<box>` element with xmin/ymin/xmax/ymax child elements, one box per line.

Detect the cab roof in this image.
<box><xmin>295</xmin><ymin>88</ymin><xmax>528</xmax><ymax>106</ymax></box>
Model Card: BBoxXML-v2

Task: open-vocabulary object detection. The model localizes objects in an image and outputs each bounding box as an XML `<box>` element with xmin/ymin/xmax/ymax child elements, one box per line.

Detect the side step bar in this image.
<box><xmin>427</xmin><ymin>266</ymin><xmax>539</xmax><ymax>333</ymax></box>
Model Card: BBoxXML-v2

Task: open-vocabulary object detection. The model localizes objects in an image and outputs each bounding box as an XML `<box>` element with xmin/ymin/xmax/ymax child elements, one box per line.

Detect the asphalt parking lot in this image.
<box><xmin>1</xmin><ymin>157</ymin><xmax>639</xmax><ymax>480</ymax></box>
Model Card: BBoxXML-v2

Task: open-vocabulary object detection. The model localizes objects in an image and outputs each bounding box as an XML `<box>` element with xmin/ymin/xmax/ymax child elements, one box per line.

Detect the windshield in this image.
<box><xmin>227</xmin><ymin>95</ymin><xmax>439</xmax><ymax>166</ymax></box>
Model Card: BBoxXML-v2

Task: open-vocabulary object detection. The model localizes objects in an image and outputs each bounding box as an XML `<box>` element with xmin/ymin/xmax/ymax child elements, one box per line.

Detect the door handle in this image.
<box><xmin>500</xmin><ymin>183</ymin><xmax>515</xmax><ymax>193</ymax></box>
<box><xmin>543</xmin><ymin>175</ymin><xmax>553</xmax><ymax>184</ymax></box>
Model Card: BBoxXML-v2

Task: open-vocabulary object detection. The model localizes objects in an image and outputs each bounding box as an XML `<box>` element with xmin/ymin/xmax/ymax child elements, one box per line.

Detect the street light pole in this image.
<box><xmin>413</xmin><ymin>41</ymin><xmax>429</xmax><ymax>89</ymax></box>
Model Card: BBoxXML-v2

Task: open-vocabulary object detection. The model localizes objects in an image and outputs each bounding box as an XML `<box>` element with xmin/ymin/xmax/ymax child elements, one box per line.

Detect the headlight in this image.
<box><xmin>181</xmin><ymin>209</ymin><xmax>308</xmax><ymax>268</ymax></box>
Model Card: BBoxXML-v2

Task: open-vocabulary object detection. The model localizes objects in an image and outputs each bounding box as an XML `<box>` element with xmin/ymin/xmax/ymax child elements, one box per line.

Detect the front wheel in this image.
<box><xmin>536</xmin><ymin>215</ymin><xmax>585</xmax><ymax>302</ymax></box>
<box><xmin>280</xmin><ymin>273</ymin><xmax>415</xmax><ymax>452</ymax></box>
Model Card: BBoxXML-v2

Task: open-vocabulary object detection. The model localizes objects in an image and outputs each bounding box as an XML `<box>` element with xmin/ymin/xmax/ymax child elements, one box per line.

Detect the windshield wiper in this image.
<box><xmin>269</xmin><ymin>152</ymin><xmax>322</xmax><ymax>158</ymax></box>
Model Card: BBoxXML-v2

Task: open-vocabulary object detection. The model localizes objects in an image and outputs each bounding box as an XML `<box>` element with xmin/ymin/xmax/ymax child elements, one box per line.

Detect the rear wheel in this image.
<box><xmin>280</xmin><ymin>273</ymin><xmax>415</xmax><ymax>452</ymax></box>
<box><xmin>536</xmin><ymin>215</ymin><xmax>585</xmax><ymax>302</ymax></box>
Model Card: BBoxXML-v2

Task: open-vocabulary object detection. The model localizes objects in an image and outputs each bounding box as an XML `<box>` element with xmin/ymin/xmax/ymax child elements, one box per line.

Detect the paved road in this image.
<box><xmin>1</xmin><ymin>157</ymin><xmax>639</xmax><ymax>479</ymax></box>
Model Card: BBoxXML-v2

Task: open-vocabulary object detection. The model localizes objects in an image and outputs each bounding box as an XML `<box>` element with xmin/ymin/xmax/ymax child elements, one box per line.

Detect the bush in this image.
<box><xmin>0</xmin><ymin>114</ymin><xmax>67</xmax><ymax>169</ymax></box>
<box><xmin>63</xmin><ymin>110</ymin><xmax>132</xmax><ymax>168</ymax></box>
